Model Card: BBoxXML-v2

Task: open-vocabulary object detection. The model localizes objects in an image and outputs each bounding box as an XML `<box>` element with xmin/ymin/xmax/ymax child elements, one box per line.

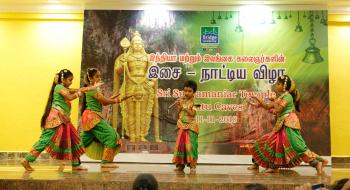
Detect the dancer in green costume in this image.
<box><xmin>21</xmin><ymin>69</ymin><xmax>100</xmax><ymax>171</ymax></box>
<box><xmin>248</xmin><ymin>75</ymin><xmax>328</xmax><ymax>174</ymax></box>
<box><xmin>80</xmin><ymin>68</ymin><xmax>124</xmax><ymax>168</ymax></box>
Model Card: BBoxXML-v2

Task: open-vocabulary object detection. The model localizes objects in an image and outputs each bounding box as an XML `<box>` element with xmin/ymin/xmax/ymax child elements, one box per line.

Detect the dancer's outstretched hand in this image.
<box><xmin>110</xmin><ymin>93</ymin><xmax>120</xmax><ymax>99</ymax></box>
<box><xmin>120</xmin><ymin>95</ymin><xmax>133</xmax><ymax>102</ymax></box>
<box><xmin>246</xmin><ymin>97</ymin><xmax>259</xmax><ymax>106</ymax></box>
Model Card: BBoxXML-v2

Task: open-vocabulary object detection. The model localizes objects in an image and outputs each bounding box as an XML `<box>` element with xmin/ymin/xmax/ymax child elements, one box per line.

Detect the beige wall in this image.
<box><xmin>0</xmin><ymin>13</ymin><xmax>83</xmax><ymax>151</ymax></box>
<box><xmin>328</xmin><ymin>15</ymin><xmax>350</xmax><ymax>156</ymax></box>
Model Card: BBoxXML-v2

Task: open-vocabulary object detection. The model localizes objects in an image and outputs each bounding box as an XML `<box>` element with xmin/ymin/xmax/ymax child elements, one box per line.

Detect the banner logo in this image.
<box><xmin>200</xmin><ymin>26</ymin><xmax>219</xmax><ymax>44</ymax></box>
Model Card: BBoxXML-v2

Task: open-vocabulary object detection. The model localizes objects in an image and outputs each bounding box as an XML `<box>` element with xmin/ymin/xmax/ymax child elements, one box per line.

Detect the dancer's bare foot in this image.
<box><xmin>263</xmin><ymin>168</ymin><xmax>279</xmax><ymax>173</ymax></box>
<box><xmin>316</xmin><ymin>161</ymin><xmax>323</xmax><ymax>175</ymax></box>
<box><xmin>173</xmin><ymin>166</ymin><xmax>184</xmax><ymax>172</ymax></box>
<box><xmin>101</xmin><ymin>163</ymin><xmax>118</xmax><ymax>168</ymax></box>
<box><xmin>22</xmin><ymin>170</ymin><xmax>33</xmax><ymax>180</ymax></box>
<box><xmin>72</xmin><ymin>165</ymin><xmax>88</xmax><ymax>171</ymax></box>
<box><xmin>58</xmin><ymin>161</ymin><xmax>65</xmax><ymax>171</ymax></box>
<box><xmin>58</xmin><ymin>165</ymin><xmax>65</xmax><ymax>171</ymax></box>
<box><xmin>247</xmin><ymin>164</ymin><xmax>259</xmax><ymax>170</ymax></box>
<box><xmin>321</xmin><ymin>159</ymin><xmax>329</xmax><ymax>169</ymax></box>
<box><xmin>21</xmin><ymin>159</ymin><xmax>34</xmax><ymax>171</ymax></box>
<box><xmin>175</xmin><ymin>169</ymin><xmax>185</xmax><ymax>176</ymax></box>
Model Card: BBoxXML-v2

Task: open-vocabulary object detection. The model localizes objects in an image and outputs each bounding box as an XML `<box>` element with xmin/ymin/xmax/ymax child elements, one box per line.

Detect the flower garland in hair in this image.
<box><xmin>283</xmin><ymin>76</ymin><xmax>288</xmax><ymax>92</ymax></box>
<box><xmin>54</xmin><ymin>73</ymin><xmax>59</xmax><ymax>84</ymax></box>
<box><xmin>61</xmin><ymin>69</ymin><xmax>67</xmax><ymax>83</ymax></box>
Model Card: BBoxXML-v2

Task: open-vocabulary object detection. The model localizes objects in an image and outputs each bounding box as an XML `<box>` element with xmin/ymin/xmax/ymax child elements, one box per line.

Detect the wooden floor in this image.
<box><xmin>0</xmin><ymin>160</ymin><xmax>347</xmax><ymax>190</ymax></box>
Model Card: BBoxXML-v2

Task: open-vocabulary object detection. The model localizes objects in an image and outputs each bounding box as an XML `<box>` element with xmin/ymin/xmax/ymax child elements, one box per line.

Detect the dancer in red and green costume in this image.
<box><xmin>172</xmin><ymin>80</ymin><xmax>199</xmax><ymax>174</ymax></box>
<box><xmin>21</xmin><ymin>69</ymin><xmax>100</xmax><ymax>171</ymax></box>
<box><xmin>80</xmin><ymin>68</ymin><xmax>122</xmax><ymax>168</ymax></box>
<box><xmin>248</xmin><ymin>75</ymin><xmax>328</xmax><ymax>174</ymax></box>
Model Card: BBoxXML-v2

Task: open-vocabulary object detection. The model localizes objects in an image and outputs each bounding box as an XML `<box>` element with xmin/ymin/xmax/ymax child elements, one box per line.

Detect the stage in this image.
<box><xmin>0</xmin><ymin>159</ymin><xmax>345</xmax><ymax>190</ymax></box>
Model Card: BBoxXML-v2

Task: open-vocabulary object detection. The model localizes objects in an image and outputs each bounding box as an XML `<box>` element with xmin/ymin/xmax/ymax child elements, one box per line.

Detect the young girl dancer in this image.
<box><xmin>80</xmin><ymin>68</ymin><xmax>123</xmax><ymax>168</ymax></box>
<box><xmin>21</xmin><ymin>69</ymin><xmax>100</xmax><ymax>171</ymax></box>
<box><xmin>248</xmin><ymin>75</ymin><xmax>328</xmax><ymax>174</ymax></box>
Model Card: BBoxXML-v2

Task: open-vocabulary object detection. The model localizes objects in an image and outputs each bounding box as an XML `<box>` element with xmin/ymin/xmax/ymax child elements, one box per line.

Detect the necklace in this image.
<box><xmin>130</xmin><ymin>54</ymin><xmax>146</xmax><ymax>61</ymax></box>
<box><xmin>276</xmin><ymin>91</ymin><xmax>289</xmax><ymax>100</ymax></box>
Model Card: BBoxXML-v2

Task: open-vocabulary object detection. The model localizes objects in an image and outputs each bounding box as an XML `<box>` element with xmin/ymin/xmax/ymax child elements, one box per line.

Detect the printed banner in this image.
<box><xmin>81</xmin><ymin>10</ymin><xmax>330</xmax><ymax>156</ymax></box>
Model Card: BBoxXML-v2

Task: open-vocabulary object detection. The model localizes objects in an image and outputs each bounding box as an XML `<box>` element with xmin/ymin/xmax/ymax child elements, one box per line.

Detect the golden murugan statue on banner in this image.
<box><xmin>113</xmin><ymin>31</ymin><xmax>160</xmax><ymax>143</ymax></box>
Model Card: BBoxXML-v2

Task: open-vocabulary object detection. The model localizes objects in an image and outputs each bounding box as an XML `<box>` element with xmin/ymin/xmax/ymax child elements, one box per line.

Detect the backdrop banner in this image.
<box><xmin>80</xmin><ymin>10</ymin><xmax>330</xmax><ymax>157</ymax></box>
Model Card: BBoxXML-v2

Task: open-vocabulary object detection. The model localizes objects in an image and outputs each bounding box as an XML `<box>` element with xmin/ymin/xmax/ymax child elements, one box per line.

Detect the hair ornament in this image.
<box><xmin>54</xmin><ymin>74</ymin><xmax>59</xmax><ymax>84</ymax></box>
<box><xmin>283</xmin><ymin>76</ymin><xmax>288</xmax><ymax>92</ymax></box>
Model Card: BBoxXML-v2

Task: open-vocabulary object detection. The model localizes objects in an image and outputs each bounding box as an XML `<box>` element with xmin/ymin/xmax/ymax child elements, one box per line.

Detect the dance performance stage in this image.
<box><xmin>0</xmin><ymin>158</ymin><xmax>345</xmax><ymax>190</ymax></box>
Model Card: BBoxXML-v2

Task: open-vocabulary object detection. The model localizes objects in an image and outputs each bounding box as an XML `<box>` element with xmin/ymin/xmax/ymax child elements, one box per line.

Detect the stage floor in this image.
<box><xmin>0</xmin><ymin>160</ymin><xmax>347</xmax><ymax>190</ymax></box>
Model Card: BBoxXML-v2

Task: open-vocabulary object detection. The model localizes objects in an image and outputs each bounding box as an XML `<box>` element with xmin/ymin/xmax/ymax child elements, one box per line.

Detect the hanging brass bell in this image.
<box><xmin>303</xmin><ymin>45</ymin><xmax>324</xmax><ymax>64</ymax></box>
<box><xmin>295</xmin><ymin>24</ymin><xmax>303</xmax><ymax>32</ymax></box>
